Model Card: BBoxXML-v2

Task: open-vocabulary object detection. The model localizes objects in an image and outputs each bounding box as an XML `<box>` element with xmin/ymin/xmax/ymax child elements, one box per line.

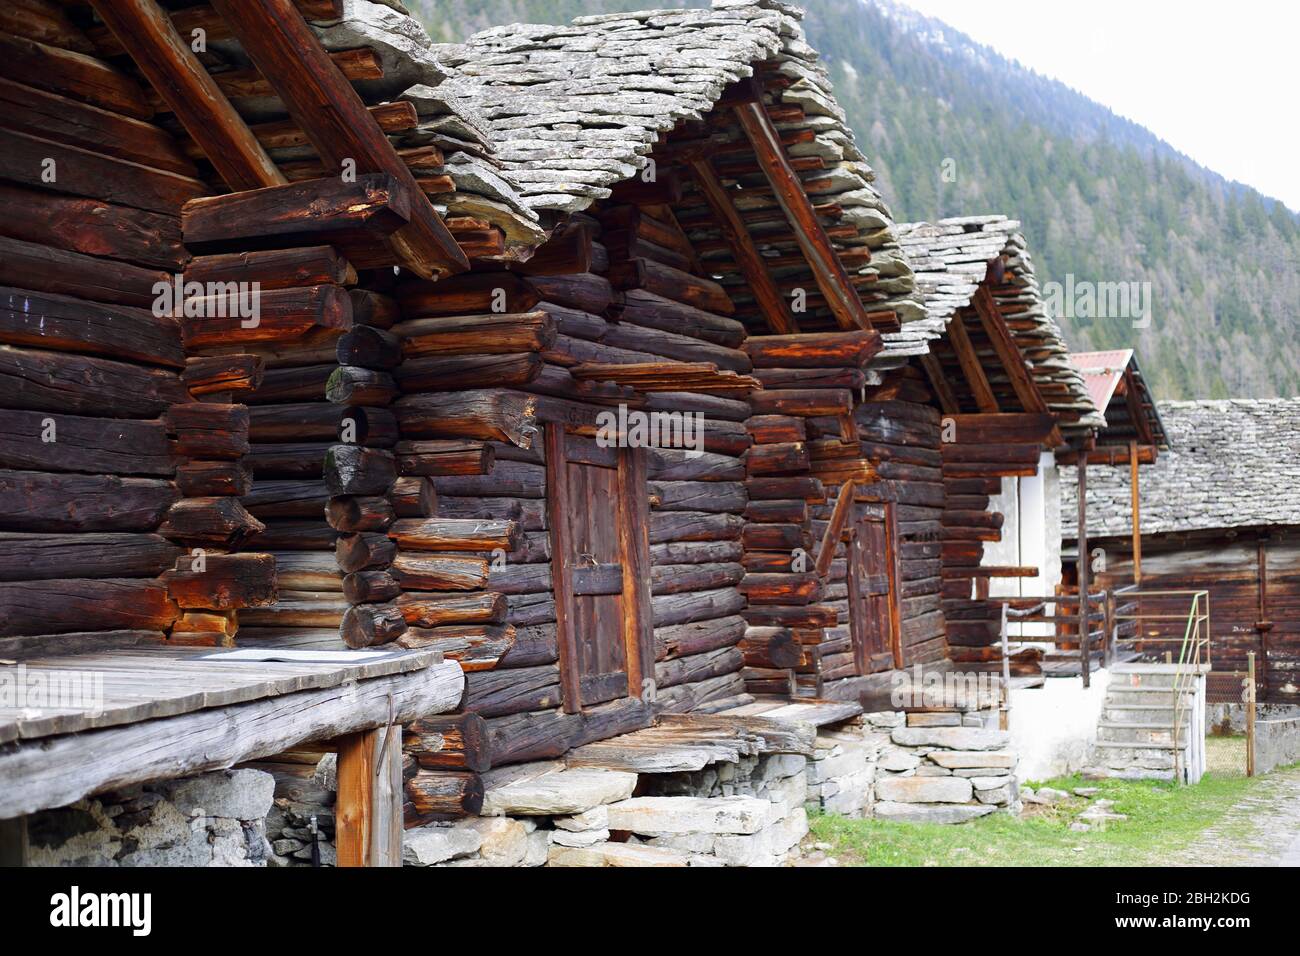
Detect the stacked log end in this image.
<box><xmin>857</xmin><ymin>374</ymin><xmax>949</xmax><ymax>669</ymax></box>
<box><xmin>739</xmin><ymin>330</ymin><xmax>883</xmax><ymax>697</ymax></box>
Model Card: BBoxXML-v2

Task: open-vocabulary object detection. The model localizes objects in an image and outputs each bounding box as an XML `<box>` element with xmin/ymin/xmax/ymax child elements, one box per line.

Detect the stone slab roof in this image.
<box><xmin>313</xmin><ymin>0</ymin><xmax>920</xmax><ymax>326</ymax></box>
<box><xmin>894</xmin><ymin>216</ymin><xmax>1104</xmax><ymax>432</ymax></box>
<box><xmin>1062</xmin><ymin>398</ymin><xmax>1300</xmax><ymax>538</ymax></box>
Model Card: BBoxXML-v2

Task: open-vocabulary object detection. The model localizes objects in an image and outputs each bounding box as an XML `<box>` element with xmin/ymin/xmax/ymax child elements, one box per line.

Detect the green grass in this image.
<box><xmin>809</xmin><ymin>768</ymin><xmax>1261</xmax><ymax>867</ymax></box>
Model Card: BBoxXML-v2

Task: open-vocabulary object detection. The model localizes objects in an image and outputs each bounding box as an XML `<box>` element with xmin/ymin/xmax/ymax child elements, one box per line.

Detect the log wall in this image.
<box><xmin>390</xmin><ymin>203</ymin><xmax>760</xmax><ymax>821</ymax></box>
<box><xmin>1098</xmin><ymin>531</ymin><xmax>1300</xmax><ymax>704</ymax></box>
<box><xmin>0</xmin><ymin>25</ymin><xmax>203</xmax><ymax>643</ymax></box>
<box><xmin>854</xmin><ymin>387</ymin><xmax>948</xmax><ymax>669</ymax></box>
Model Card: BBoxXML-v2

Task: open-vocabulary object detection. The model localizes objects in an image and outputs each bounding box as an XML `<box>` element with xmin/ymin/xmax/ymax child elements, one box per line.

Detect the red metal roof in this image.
<box><xmin>1071</xmin><ymin>349</ymin><xmax>1134</xmax><ymax>414</ymax></box>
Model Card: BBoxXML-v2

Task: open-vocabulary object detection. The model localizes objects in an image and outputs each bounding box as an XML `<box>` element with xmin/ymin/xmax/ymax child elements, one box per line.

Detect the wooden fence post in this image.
<box><xmin>1077</xmin><ymin>454</ymin><xmax>1090</xmax><ymax>687</ymax></box>
<box><xmin>1246</xmin><ymin>651</ymin><xmax>1256</xmax><ymax>778</ymax></box>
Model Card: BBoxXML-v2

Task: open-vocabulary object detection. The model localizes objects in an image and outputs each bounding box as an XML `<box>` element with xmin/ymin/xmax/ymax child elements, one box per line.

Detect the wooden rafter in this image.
<box><xmin>920</xmin><ymin>352</ymin><xmax>960</xmax><ymax>414</ymax></box>
<box><xmin>88</xmin><ymin>0</ymin><xmax>285</xmax><ymax>193</ymax></box>
<box><xmin>686</xmin><ymin>157</ymin><xmax>798</xmax><ymax>334</ymax></box>
<box><xmin>944</xmin><ymin>312</ymin><xmax>999</xmax><ymax>413</ymax></box>
<box><xmin>732</xmin><ymin>100</ymin><xmax>874</xmax><ymax>332</ymax></box>
<box><xmin>814</xmin><ymin>479</ymin><xmax>855</xmax><ymax>579</ymax></box>
<box><xmin>1122</xmin><ymin>367</ymin><xmax>1157</xmax><ymax>449</ymax></box>
<box><xmin>972</xmin><ymin>284</ymin><xmax>1048</xmax><ymax>414</ymax></box>
<box><xmin>209</xmin><ymin>0</ymin><xmax>468</xmax><ymax>278</ymax></box>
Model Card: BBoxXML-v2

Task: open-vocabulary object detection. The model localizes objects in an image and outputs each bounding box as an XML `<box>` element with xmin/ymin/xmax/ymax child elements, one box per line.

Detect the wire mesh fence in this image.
<box><xmin>1205</xmin><ymin>732</ymin><xmax>1250</xmax><ymax>778</ymax></box>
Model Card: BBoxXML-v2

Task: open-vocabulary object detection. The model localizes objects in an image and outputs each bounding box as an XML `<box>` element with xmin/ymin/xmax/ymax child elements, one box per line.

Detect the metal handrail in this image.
<box><xmin>1169</xmin><ymin>590</ymin><xmax>1211</xmax><ymax>784</ymax></box>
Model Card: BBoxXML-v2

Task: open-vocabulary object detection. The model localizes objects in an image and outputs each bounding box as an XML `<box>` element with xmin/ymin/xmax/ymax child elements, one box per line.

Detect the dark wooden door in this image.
<box><xmin>546</xmin><ymin>425</ymin><xmax>654</xmax><ymax>712</ymax></box>
<box><xmin>847</xmin><ymin>502</ymin><xmax>903</xmax><ymax>674</ymax></box>
<box><xmin>565</xmin><ymin>455</ymin><xmax>628</xmax><ymax>706</ymax></box>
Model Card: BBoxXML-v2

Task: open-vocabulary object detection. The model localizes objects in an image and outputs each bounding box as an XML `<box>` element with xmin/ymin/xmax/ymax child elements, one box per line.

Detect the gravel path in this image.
<box><xmin>1168</xmin><ymin>766</ymin><xmax>1300</xmax><ymax>867</ymax></box>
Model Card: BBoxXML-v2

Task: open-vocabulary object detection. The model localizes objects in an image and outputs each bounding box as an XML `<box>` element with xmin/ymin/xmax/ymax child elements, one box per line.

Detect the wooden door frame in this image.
<box><xmin>846</xmin><ymin>500</ymin><xmax>905</xmax><ymax>675</ymax></box>
<box><xmin>545</xmin><ymin>423</ymin><xmax>654</xmax><ymax>713</ymax></box>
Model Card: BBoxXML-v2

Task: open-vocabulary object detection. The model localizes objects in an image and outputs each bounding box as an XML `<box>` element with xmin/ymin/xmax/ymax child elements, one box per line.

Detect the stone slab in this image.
<box><xmin>482</xmin><ymin>768</ymin><xmax>638</xmax><ymax>816</ymax></box>
<box><xmin>547</xmin><ymin>842</ymin><xmax>690</xmax><ymax>867</ymax></box>
<box><xmin>927</xmin><ymin>750</ymin><xmax>1017</xmax><ymax>769</ymax></box>
<box><xmin>605</xmin><ymin>796</ymin><xmax>774</xmax><ymax>835</ymax></box>
<box><xmin>873</xmin><ymin>801</ymin><xmax>996</xmax><ymax>824</ymax></box>
<box><xmin>891</xmin><ymin>727</ymin><xmax>1010</xmax><ymax>750</ymax></box>
<box><xmin>874</xmin><ymin>775</ymin><xmax>973</xmax><ymax>804</ymax></box>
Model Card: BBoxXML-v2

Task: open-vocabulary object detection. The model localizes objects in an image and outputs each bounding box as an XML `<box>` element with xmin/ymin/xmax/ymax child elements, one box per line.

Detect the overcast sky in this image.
<box><xmin>896</xmin><ymin>0</ymin><xmax>1300</xmax><ymax>212</ymax></box>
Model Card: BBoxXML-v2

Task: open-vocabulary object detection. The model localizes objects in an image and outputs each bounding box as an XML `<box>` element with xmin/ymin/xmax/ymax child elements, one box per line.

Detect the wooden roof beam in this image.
<box><xmin>920</xmin><ymin>352</ymin><xmax>961</xmax><ymax>414</ymax></box>
<box><xmin>733</xmin><ymin>101</ymin><xmax>874</xmax><ymax>332</ymax></box>
<box><xmin>1121</xmin><ymin>366</ymin><xmax>1157</xmax><ymax>449</ymax></box>
<box><xmin>210</xmin><ymin>0</ymin><xmax>467</xmax><ymax>279</ymax></box>
<box><xmin>87</xmin><ymin>0</ymin><xmax>285</xmax><ymax>193</ymax></box>
<box><xmin>972</xmin><ymin>283</ymin><xmax>1049</xmax><ymax>414</ymax></box>
<box><xmin>687</xmin><ymin>157</ymin><xmax>798</xmax><ymax>334</ymax></box>
<box><xmin>944</xmin><ymin>312</ymin><xmax>999</xmax><ymax>413</ymax></box>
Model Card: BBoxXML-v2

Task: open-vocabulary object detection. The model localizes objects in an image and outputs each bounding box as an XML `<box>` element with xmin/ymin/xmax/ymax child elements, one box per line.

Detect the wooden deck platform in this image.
<box><xmin>0</xmin><ymin>635</ymin><xmax>435</xmax><ymax>744</ymax></box>
<box><xmin>0</xmin><ymin>630</ymin><xmax>464</xmax><ymax>821</ymax></box>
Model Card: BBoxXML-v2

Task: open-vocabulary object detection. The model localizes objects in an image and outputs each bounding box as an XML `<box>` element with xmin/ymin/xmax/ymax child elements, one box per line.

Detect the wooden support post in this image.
<box><xmin>1130</xmin><ymin>439</ymin><xmax>1142</xmax><ymax>586</ymax></box>
<box><xmin>371</xmin><ymin>724</ymin><xmax>403</xmax><ymax>866</ymax></box>
<box><xmin>335</xmin><ymin>727</ymin><xmax>378</xmax><ymax>867</ymax></box>
<box><xmin>0</xmin><ymin>816</ymin><xmax>28</xmax><ymax>866</ymax></box>
<box><xmin>999</xmin><ymin>603</ymin><xmax>1010</xmax><ymax>731</ymax></box>
<box><xmin>87</xmin><ymin>0</ymin><xmax>285</xmax><ymax>192</ymax></box>
<box><xmin>209</xmin><ymin>0</ymin><xmax>468</xmax><ymax>278</ymax></box>
<box><xmin>1104</xmin><ymin>587</ymin><xmax>1115</xmax><ymax>668</ymax></box>
<box><xmin>732</xmin><ymin>101</ymin><xmax>874</xmax><ymax>332</ymax></box>
<box><xmin>1076</xmin><ymin>452</ymin><xmax>1090</xmax><ymax>687</ymax></box>
<box><xmin>1257</xmin><ymin>538</ymin><xmax>1270</xmax><ymax>702</ymax></box>
<box><xmin>1246</xmin><ymin>651</ymin><xmax>1257</xmax><ymax>778</ymax></box>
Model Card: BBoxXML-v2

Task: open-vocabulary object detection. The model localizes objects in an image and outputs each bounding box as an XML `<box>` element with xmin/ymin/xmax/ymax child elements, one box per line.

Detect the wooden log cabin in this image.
<box><xmin>0</xmin><ymin>0</ymin><xmax>1112</xmax><ymax>855</ymax></box>
<box><xmin>1062</xmin><ymin>399</ymin><xmax>1300</xmax><ymax>704</ymax></box>
<box><xmin>809</xmin><ymin>216</ymin><xmax>1107</xmax><ymax>693</ymax></box>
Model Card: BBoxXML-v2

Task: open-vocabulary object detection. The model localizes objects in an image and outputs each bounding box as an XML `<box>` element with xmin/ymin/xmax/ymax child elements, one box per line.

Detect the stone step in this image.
<box><xmin>1096</xmin><ymin>725</ymin><xmax>1182</xmax><ymax>745</ymax></box>
<box><xmin>1082</xmin><ymin>765</ymin><xmax>1176</xmax><ymax>782</ymax></box>
<box><xmin>1105</xmin><ymin>688</ymin><xmax>1196</xmax><ymax>706</ymax></box>
<box><xmin>1091</xmin><ymin>739</ymin><xmax>1187</xmax><ymax>751</ymax></box>
<box><xmin>1110</xmin><ymin>672</ymin><xmax>1184</xmax><ymax>689</ymax></box>
<box><xmin>1103</xmin><ymin>709</ymin><xmax>1180</xmax><ymax>724</ymax></box>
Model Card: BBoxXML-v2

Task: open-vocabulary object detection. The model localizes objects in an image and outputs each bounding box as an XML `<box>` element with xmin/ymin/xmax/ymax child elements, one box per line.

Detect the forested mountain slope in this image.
<box><xmin>412</xmin><ymin>0</ymin><xmax>1300</xmax><ymax>399</ymax></box>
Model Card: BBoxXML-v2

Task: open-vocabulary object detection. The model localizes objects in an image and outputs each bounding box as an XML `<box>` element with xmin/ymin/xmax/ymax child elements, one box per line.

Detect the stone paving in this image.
<box><xmin>1167</xmin><ymin>766</ymin><xmax>1300</xmax><ymax>867</ymax></box>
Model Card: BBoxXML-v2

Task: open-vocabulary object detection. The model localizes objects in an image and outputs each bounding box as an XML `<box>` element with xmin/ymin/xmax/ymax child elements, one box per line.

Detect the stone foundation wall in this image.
<box><xmin>260</xmin><ymin>754</ymin><xmax>338</xmax><ymax>867</ymax></box>
<box><xmin>805</xmin><ymin>715</ymin><xmax>884</xmax><ymax>818</ymax></box>
<box><xmin>803</xmin><ymin>710</ymin><xmax>1019</xmax><ymax>824</ymax></box>
<box><xmin>27</xmin><ymin>769</ymin><xmax>275</xmax><ymax>867</ymax></box>
<box><xmin>1254</xmin><ymin>717</ymin><xmax>1300</xmax><ymax>775</ymax></box>
<box><xmin>404</xmin><ymin>752</ymin><xmax>811</xmax><ymax>867</ymax></box>
<box><xmin>873</xmin><ymin>708</ymin><xmax>1019</xmax><ymax>823</ymax></box>
<box><xmin>1209</xmin><ymin>702</ymin><xmax>1300</xmax><ymax>735</ymax></box>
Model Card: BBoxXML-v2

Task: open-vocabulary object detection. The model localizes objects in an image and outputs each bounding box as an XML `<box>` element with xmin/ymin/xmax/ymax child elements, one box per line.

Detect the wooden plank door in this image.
<box><xmin>546</xmin><ymin>425</ymin><xmax>653</xmax><ymax>712</ymax></box>
<box><xmin>847</xmin><ymin>502</ymin><xmax>903</xmax><ymax>674</ymax></box>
